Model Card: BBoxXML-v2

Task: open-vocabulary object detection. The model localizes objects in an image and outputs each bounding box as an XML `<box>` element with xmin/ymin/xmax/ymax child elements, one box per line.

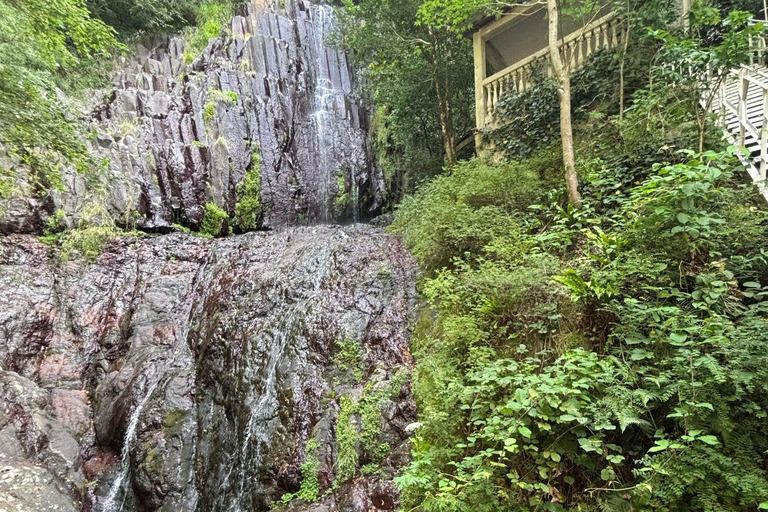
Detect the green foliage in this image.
<box><xmin>44</xmin><ymin>209</ymin><xmax>67</xmax><ymax>236</ymax></box>
<box><xmin>390</xmin><ymin>157</ymin><xmax>553</xmax><ymax>273</ymax></box>
<box><xmin>87</xmin><ymin>0</ymin><xmax>235</xmax><ymax>35</ymax></box>
<box><xmin>334</xmin><ymin>0</ymin><xmax>474</xmax><ymax>190</ymax></box>
<box><xmin>635</xmin><ymin>8</ymin><xmax>763</xmax><ymax>151</ymax></box>
<box><xmin>394</xmin><ymin>132</ymin><xmax>768</xmax><ymax>512</ymax></box>
<box><xmin>334</xmin><ymin>169</ymin><xmax>350</xmax><ymax>219</ymax></box>
<box><xmin>199</xmin><ymin>202</ymin><xmax>228</xmax><ymax>238</ymax></box>
<box><xmin>60</xmin><ymin>202</ymin><xmax>124</xmax><ymax>262</ymax></box>
<box><xmin>203</xmin><ymin>102</ymin><xmax>216</xmax><ymax>126</ymax></box>
<box><xmin>488</xmin><ymin>52</ymin><xmax>620</xmax><ymax>159</ymax></box>
<box><xmin>234</xmin><ymin>151</ymin><xmax>262</xmax><ymax>231</ymax></box>
<box><xmin>0</xmin><ymin>0</ymin><xmax>121</xmax><ymax>204</ymax></box>
<box><xmin>333</xmin><ymin>374</ymin><xmax>406</xmax><ymax>487</ymax></box>
<box><xmin>208</xmin><ymin>89</ymin><xmax>238</xmax><ymax>106</ymax></box>
<box><xmin>334</xmin><ymin>395</ymin><xmax>358</xmax><ymax>487</ymax></box>
<box><xmin>182</xmin><ymin>1</ymin><xmax>234</xmax><ymax>64</ymax></box>
<box><xmin>281</xmin><ymin>438</ymin><xmax>321</xmax><ymax>503</ymax></box>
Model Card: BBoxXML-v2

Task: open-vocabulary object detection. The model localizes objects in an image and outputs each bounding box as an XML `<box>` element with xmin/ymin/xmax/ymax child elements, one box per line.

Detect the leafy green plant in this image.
<box><xmin>281</xmin><ymin>438</ymin><xmax>321</xmax><ymax>503</ymax></box>
<box><xmin>182</xmin><ymin>1</ymin><xmax>234</xmax><ymax>63</ymax></box>
<box><xmin>60</xmin><ymin>202</ymin><xmax>124</xmax><ymax>262</ymax></box>
<box><xmin>334</xmin><ymin>395</ymin><xmax>358</xmax><ymax>487</ymax></box>
<box><xmin>334</xmin><ymin>169</ymin><xmax>350</xmax><ymax>219</ymax></box>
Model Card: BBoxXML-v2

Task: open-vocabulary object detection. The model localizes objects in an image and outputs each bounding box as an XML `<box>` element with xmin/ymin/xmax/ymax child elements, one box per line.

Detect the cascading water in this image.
<box><xmin>101</xmin><ymin>252</ymin><xmax>217</xmax><ymax>512</ymax></box>
<box><xmin>311</xmin><ymin>4</ymin><xmax>338</xmax><ymax>223</ymax></box>
<box><xmin>0</xmin><ymin>3</ymin><xmax>415</xmax><ymax>512</ymax></box>
<box><xmin>102</xmin><ymin>378</ymin><xmax>160</xmax><ymax>512</ymax></box>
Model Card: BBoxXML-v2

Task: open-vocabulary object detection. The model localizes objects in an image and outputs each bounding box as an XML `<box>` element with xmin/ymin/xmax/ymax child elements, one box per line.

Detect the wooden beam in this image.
<box><xmin>474</xmin><ymin>31</ymin><xmax>487</xmax><ymax>130</ymax></box>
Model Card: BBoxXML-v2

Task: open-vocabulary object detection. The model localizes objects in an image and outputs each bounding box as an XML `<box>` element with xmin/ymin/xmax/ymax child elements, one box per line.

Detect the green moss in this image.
<box><xmin>172</xmin><ymin>223</ymin><xmax>192</xmax><ymax>234</ymax></box>
<box><xmin>234</xmin><ymin>151</ymin><xmax>262</xmax><ymax>231</ymax></box>
<box><xmin>199</xmin><ymin>202</ymin><xmax>228</xmax><ymax>238</ymax></box>
<box><xmin>162</xmin><ymin>408</ymin><xmax>188</xmax><ymax>431</ymax></box>
<box><xmin>332</xmin><ymin>336</ymin><xmax>363</xmax><ymax>384</ymax></box>
<box><xmin>140</xmin><ymin>449</ymin><xmax>162</xmax><ymax>476</ymax></box>
<box><xmin>187</xmin><ymin>140</ymin><xmax>206</xmax><ymax>149</ymax></box>
<box><xmin>334</xmin><ymin>169</ymin><xmax>350</xmax><ymax>218</ymax></box>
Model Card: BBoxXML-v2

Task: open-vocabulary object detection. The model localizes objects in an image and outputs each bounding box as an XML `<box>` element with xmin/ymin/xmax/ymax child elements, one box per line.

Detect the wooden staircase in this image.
<box><xmin>712</xmin><ymin>64</ymin><xmax>768</xmax><ymax>197</ymax></box>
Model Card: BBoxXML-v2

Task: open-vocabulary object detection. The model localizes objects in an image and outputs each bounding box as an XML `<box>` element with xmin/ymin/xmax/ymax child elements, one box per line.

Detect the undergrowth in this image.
<box><xmin>391</xmin><ymin>111</ymin><xmax>768</xmax><ymax>511</ymax></box>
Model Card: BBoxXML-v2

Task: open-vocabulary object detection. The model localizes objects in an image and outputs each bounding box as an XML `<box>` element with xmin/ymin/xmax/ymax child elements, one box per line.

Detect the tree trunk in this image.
<box><xmin>429</xmin><ymin>29</ymin><xmax>457</xmax><ymax>165</ymax></box>
<box><xmin>547</xmin><ymin>0</ymin><xmax>581</xmax><ymax>206</ymax></box>
<box><xmin>619</xmin><ymin>23</ymin><xmax>630</xmax><ymax>121</ymax></box>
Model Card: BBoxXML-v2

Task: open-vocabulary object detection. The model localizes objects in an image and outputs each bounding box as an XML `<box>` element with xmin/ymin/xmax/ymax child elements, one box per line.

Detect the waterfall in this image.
<box><xmin>311</xmin><ymin>4</ymin><xmax>340</xmax><ymax>223</ymax></box>
<box><xmin>211</xmin><ymin>242</ymin><xmax>336</xmax><ymax>512</ymax></box>
<box><xmin>102</xmin><ymin>378</ymin><xmax>161</xmax><ymax>512</ymax></box>
<box><xmin>101</xmin><ymin>252</ymin><xmax>216</xmax><ymax>512</ymax></box>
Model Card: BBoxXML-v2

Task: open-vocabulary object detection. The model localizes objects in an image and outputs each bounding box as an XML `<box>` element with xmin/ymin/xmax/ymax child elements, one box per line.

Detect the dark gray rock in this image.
<box><xmin>0</xmin><ymin>225</ymin><xmax>417</xmax><ymax>512</ymax></box>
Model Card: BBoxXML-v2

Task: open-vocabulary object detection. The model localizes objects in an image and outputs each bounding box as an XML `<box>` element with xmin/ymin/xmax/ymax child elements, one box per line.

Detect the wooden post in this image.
<box><xmin>473</xmin><ymin>32</ymin><xmax>487</xmax><ymax>132</ymax></box>
<box><xmin>739</xmin><ymin>75</ymin><xmax>749</xmax><ymax>147</ymax></box>
<box><xmin>761</xmin><ymin>89</ymin><xmax>768</xmax><ymax>180</ymax></box>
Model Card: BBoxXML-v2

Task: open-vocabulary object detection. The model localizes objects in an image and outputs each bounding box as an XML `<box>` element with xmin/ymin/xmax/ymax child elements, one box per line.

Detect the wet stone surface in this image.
<box><xmin>0</xmin><ymin>225</ymin><xmax>418</xmax><ymax>512</ymax></box>
<box><xmin>0</xmin><ymin>0</ymin><xmax>384</xmax><ymax>234</ymax></box>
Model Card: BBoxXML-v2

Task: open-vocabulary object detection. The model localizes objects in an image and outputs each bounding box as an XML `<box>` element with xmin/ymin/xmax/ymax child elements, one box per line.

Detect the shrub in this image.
<box><xmin>60</xmin><ymin>203</ymin><xmax>124</xmax><ymax>262</ymax></box>
<box><xmin>393</xmin><ymin>145</ymin><xmax>768</xmax><ymax>512</ymax></box>
<box><xmin>182</xmin><ymin>1</ymin><xmax>235</xmax><ymax>63</ymax></box>
<box><xmin>390</xmin><ymin>158</ymin><xmax>546</xmax><ymax>273</ymax></box>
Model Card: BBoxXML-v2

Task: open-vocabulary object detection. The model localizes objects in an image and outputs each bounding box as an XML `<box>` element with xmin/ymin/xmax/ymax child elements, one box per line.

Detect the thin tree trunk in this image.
<box><xmin>434</xmin><ymin>72</ymin><xmax>457</xmax><ymax>164</ymax></box>
<box><xmin>619</xmin><ymin>23</ymin><xmax>630</xmax><ymax>121</ymax></box>
<box><xmin>548</xmin><ymin>0</ymin><xmax>581</xmax><ymax>206</ymax></box>
<box><xmin>428</xmin><ymin>29</ymin><xmax>457</xmax><ymax>165</ymax></box>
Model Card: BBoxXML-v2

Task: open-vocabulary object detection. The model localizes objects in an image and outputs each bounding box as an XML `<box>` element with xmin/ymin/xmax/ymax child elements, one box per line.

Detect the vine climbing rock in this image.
<box><xmin>0</xmin><ymin>0</ymin><xmax>384</xmax><ymax>235</ymax></box>
<box><xmin>0</xmin><ymin>225</ymin><xmax>418</xmax><ymax>511</ymax></box>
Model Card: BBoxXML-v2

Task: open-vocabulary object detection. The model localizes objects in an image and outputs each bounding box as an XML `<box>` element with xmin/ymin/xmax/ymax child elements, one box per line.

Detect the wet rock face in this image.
<box><xmin>0</xmin><ymin>226</ymin><xmax>417</xmax><ymax>512</ymax></box>
<box><xmin>0</xmin><ymin>0</ymin><xmax>384</xmax><ymax>234</ymax></box>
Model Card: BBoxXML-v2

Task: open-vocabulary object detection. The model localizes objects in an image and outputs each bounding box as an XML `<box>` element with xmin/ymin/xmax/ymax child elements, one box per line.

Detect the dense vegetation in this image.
<box><xmin>373</xmin><ymin>1</ymin><xmax>768</xmax><ymax>511</ymax></box>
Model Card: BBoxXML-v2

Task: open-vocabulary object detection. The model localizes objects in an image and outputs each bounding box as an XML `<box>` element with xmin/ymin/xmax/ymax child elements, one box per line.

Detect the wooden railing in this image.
<box><xmin>670</xmin><ymin>24</ymin><xmax>768</xmax><ymax>194</ymax></box>
<box><xmin>480</xmin><ymin>12</ymin><xmax>622</xmax><ymax>123</ymax></box>
<box><xmin>716</xmin><ymin>65</ymin><xmax>768</xmax><ymax>187</ymax></box>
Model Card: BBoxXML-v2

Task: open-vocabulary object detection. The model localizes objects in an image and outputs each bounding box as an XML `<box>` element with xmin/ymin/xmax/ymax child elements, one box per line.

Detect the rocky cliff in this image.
<box><xmin>0</xmin><ymin>2</ymin><xmax>419</xmax><ymax>511</ymax></box>
<box><xmin>0</xmin><ymin>0</ymin><xmax>384</xmax><ymax>234</ymax></box>
<box><xmin>0</xmin><ymin>226</ymin><xmax>417</xmax><ymax>512</ymax></box>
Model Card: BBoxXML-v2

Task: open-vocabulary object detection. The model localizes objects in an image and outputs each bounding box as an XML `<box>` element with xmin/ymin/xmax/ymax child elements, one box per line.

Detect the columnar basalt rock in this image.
<box><xmin>0</xmin><ymin>226</ymin><xmax>417</xmax><ymax>512</ymax></box>
<box><xmin>0</xmin><ymin>0</ymin><xmax>384</xmax><ymax>234</ymax></box>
